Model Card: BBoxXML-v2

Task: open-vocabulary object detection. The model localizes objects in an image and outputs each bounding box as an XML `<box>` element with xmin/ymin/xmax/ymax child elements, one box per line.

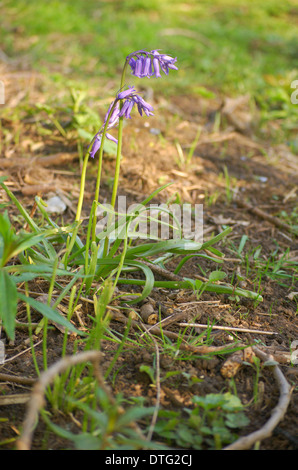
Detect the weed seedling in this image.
<box><xmin>154</xmin><ymin>392</ymin><xmax>249</xmax><ymax>450</ymax></box>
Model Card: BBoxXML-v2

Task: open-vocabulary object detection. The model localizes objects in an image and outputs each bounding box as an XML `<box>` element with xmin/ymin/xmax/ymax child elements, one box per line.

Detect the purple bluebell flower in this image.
<box><xmin>132</xmin><ymin>95</ymin><xmax>154</xmax><ymax>117</ymax></box>
<box><xmin>118</xmin><ymin>99</ymin><xmax>135</xmax><ymax>119</ymax></box>
<box><xmin>152</xmin><ymin>50</ymin><xmax>178</xmax><ymax>75</ymax></box>
<box><xmin>128</xmin><ymin>57</ymin><xmax>137</xmax><ymax>74</ymax></box>
<box><xmin>89</xmin><ymin>86</ymin><xmax>153</xmax><ymax>158</ymax></box>
<box><xmin>152</xmin><ymin>56</ymin><xmax>162</xmax><ymax>78</ymax></box>
<box><xmin>89</xmin><ymin>49</ymin><xmax>177</xmax><ymax>158</ymax></box>
<box><xmin>134</xmin><ymin>57</ymin><xmax>144</xmax><ymax>77</ymax></box>
<box><xmin>90</xmin><ymin>134</ymin><xmax>102</xmax><ymax>159</ymax></box>
<box><xmin>142</xmin><ymin>56</ymin><xmax>152</xmax><ymax>77</ymax></box>
<box><xmin>117</xmin><ymin>86</ymin><xmax>154</xmax><ymax>119</ymax></box>
<box><xmin>129</xmin><ymin>56</ymin><xmax>153</xmax><ymax>78</ymax></box>
<box><xmin>90</xmin><ymin>132</ymin><xmax>118</xmax><ymax>158</ymax></box>
<box><xmin>117</xmin><ymin>85</ymin><xmax>137</xmax><ymax>100</ymax></box>
<box><xmin>105</xmin><ymin>132</ymin><xmax>118</xmax><ymax>144</ymax></box>
<box><xmin>103</xmin><ymin>100</ymin><xmax>120</xmax><ymax>129</ymax></box>
<box><xmin>127</xmin><ymin>49</ymin><xmax>178</xmax><ymax>78</ymax></box>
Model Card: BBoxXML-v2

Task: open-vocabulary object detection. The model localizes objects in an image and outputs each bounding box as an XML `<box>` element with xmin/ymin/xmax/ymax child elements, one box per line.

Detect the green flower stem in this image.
<box><xmin>110</xmin><ymin>114</ymin><xmax>124</xmax><ymax>210</ymax></box>
<box><xmin>25</xmin><ymin>282</ymin><xmax>40</xmax><ymax>377</ymax></box>
<box><xmin>102</xmin><ymin>113</ymin><xmax>123</xmax><ymax>257</ymax></box>
<box><xmin>90</xmin><ymin>143</ymin><xmax>104</xmax><ymax>243</ymax></box>
<box><xmin>85</xmin><ymin>200</ymin><xmax>97</xmax><ymax>275</ymax></box>
<box><xmin>66</xmin><ymin>90</ymin><xmax>117</xmax><ymax>264</ymax></box>
<box><xmin>62</xmin><ymin>148</ymin><xmax>90</xmax><ymax>269</ymax></box>
<box><xmin>102</xmin><ymin>60</ymin><xmax>129</xmax><ymax>256</ymax></box>
<box><xmin>76</xmin><ymin>150</ymin><xmax>90</xmax><ymax>222</ymax></box>
<box><xmin>91</xmin><ymin>101</ymin><xmax>119</xmax><ymax>243</ymax></box>
<box><xmin>112</xmin><ymin>221</ymin><xmax>128</xmax><ymax>289</ymax></box>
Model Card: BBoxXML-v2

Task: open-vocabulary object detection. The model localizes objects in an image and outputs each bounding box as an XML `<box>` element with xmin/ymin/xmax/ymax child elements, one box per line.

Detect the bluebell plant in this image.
<box><xmin>63</xmin><ymin>49</ymin><xmax>263</xmax><ymax>303</ymax></box>
<box><xmin>73</xmin><ymin>49</ymin><xmax>178</xmax><ymax>248</ymax></box>
<box><xmin>0</xmin><ymin>48</ymin><xmax>264</xmax><ymax>345</ymax></box>
<box><xmin>49</xmin><ymin>49</ymin><xmax>262</xmax><ymax>304</ymax></box>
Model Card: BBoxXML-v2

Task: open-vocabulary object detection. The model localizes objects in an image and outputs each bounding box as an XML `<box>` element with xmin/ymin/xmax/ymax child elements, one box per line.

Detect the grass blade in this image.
<box><xmin>0</xmin><ymin>269</ymin><xmax>18</xmax><ymax>340</ymax></box>
<box><xmin>17</xmin><ymin>292</ymin><xmax>85</xmax><ymax>336</ymax></box>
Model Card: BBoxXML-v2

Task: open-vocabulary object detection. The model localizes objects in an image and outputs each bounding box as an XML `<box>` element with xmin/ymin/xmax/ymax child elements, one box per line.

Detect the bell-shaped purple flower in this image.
<box><xmin>89</xmin><ymin>85</ymin><xmax>154</xmax><ymax>158</ymax></box>
<box><xmin>119</xmin><ymin>99</ymin><xmax>135</xmax><ymax>119</ymax></box>
<box><xmin>105</xmin><ymin>132</ymin><xmax>118</xmax><ymax>144</ymax></box>
<box><xmin>127</xmin><ymin>49</ymin><xmax>178</xmax><ymax>78</ymax></box>
<box><xmin>90</xmin><ymin>134</ymin><xmax>102</xmax><ymax>159</ymax></box>
<box><xmin>152</xmin><ymin>56</ymin><xmax>162</xmax><ymax>78</ymax></box>
<box><xmin>132</xmin><ymin>95</ymin><xmax>154</xmax><ymax>117</ymax></box>
<box><xmin>134</xmin><ymin>57</ymin><xmax>144</xmax><ymax>78</ymax></box>
<box><xmin>117</xmin><ymin>86</ymin><xmax>137</xmax><ymax>100</ymax></box>
<box><xmin>90</xmin><ymin>132</ymin><xmax>118</xmax><ymax>158</ymax></box>
<box><xmin>104</xmin><ymin>100</ymin><xmax>120</xmax><ymax>129</ymax></box>
<box><xmin>152</xmin><ymin>50</ymin><xmax>178</xmax><ymax>75</ymax></box>
<box><xmin>117</xmin><ymin>86</ymin><xmax>154</xmax><ymax>119</ymax></box>
<box><xmin>142</xmin><ymin>57</ymin><xmax>152</xmax><ymax>77</ymax></box>
<box><xmin>128</xmin><ymin>57</ymin><xmax>137</xmax><ymax>75</ymax></box>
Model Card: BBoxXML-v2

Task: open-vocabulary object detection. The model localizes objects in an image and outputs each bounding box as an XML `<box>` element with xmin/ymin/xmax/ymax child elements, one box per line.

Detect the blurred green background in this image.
<box><xmin>1</xmin><ymin>0</ymin><xmax>297</xmax><ymax>146</ymax></box>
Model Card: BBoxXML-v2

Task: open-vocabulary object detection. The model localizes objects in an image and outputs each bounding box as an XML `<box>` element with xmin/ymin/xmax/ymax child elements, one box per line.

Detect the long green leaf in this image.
<box><xmin>17</xmin><ymin>292</ymin><xmax>85</xmax><ymax>336</ymax></box>
<box><xmin>85</xmin><ymin>241</ymin><xmax>98</xmax><ymax>294</ymax></box>
<box><xmin>0</xmin><ymin>179</ymin><xmax>40</xmax><ymax>232</ymax></box>
<box><xmin>5</xmin><ymin>263</ymin><xmax>74</xmax><ymax>277</ymax></box>
<box><xmin>0</xmin><ymin>269</ymin><xmax>18</xmax><ymax>340</ymax></box>
<box><xmin>7</xmin><ymin>228</ymin><xmax>62</xmax><ymax>261</ymax></box>
<box><xmin>173</xmin><ymin>253</ymin><xmax>223</xmax><ymax>275</ymax></box>
<box><xmin>116</xmin><ymin>278</ymin><xmax>263</xmax><ymax>301</ymax></box>
<box><xmin>0</xmin><ymin>180</ymin><xmax>79</xmax><ymax>261</ymax></box>
<box><xmin>118</xmin><ymin>239</ymin><xmax>203</xmax><ymax>260</ymax></box>
<box><xmin>118</xmin><ymin>260</ymin><xmax>155</xmax><ymax>304</ymax></box>
<box><xmin>96</xmin><ymin>199</ymin><xmax>182</xmax><ymax>242</ymax></box>
<box><xmin>201</xmin><ymin>227</ymin><xmax>232</xmax><ymax>249</ymax></box>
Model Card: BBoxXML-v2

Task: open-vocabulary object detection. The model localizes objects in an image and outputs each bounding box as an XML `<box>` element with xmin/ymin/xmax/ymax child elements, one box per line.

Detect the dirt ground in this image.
<box><xmin>0</xmin><ymin>68</ymin><xmax>297</xmax><ymax>450</ymax></box>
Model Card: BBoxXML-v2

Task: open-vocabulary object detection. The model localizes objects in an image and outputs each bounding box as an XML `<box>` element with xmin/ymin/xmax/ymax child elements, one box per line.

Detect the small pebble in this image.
<box><xmin>45</xmin><ymin>195</ymin><xmax>67</xmax><ymax>214</ymax></box>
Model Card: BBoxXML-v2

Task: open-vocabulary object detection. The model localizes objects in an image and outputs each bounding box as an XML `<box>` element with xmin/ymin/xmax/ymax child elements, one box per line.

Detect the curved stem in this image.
<box><xmin>63</xmin><ymin>148</ymin><xmax>90</xmax><ymax>268</ymax></box>
<box><xmin>110</xmin><ymin>116</ymin><xmax>124</xmax><ymax>209</ymax></box>
<box><xmin>92</xmin><ymin>100</ymin><xmax>119</xmax><ymax>242</ymax></box>
<box><xmin>103</xmin><ymin>60</ymin><xmax>129</xmax><ymax>256</ymax></box>
<box><xmin>76</xmin><ymin>150</ymin><xmax>90</xmax><ymax>222</ymax></box>
<box><xmin>110</xmin><ymin>58</ymin><xmax>129</xmax><ymax>209</ymax></box>
<box><xmin>91</xmin><ymin>144</ymin><xmax>104</xmax><ymax>242</ymax></box>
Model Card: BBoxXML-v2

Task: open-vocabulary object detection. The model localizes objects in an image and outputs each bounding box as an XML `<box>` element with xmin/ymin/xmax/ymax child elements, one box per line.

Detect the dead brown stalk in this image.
<box><xmin>224</xmin><ymin>346</ymin><xmax>292</xmax><ymax>450</ymax></box>
<box><xmin>16</xmin><ymin>350</ymin><xmax>102</xmax><ymax>450</ymax></box>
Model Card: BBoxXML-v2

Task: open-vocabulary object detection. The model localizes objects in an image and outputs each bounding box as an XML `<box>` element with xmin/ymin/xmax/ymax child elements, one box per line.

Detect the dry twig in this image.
<box><xmin>141</xmin><ymin>260</ymin><xmax>183</xmax><ymax>282</ymax></box>
<box><xmin>110</xmin><ymin>309</ymin><xmax>240</xmax><ymax>355</ymax></box>
<box><xmin>16</xmin><ymin>350</ymin><xmax>102</xmax><ymax>450</ymax></box>
<box><xmin>16</xmin><ymin>349</ymin><xmax>147</xmax><ymax>450</ymax></box>
<box><xmin>178</xmin><ymin>322</ymin><xmax>277</xmax><ymax>336</ymax></box>
<box><xmin>0</xmin><ymin>393</ymin><xmax>32</xmax><ymax>406</ymax></box>
<box><xmin>235</xmin><ymin>198</ymin><xmax>294</xmax><ymax>234</ymax></box>
<box><xmin>224</xmin><ymin>346</ymin><xmax>292</xmax><ymax>450</ymax></box>
<box><xmin>140</xmin><ymin>323</ymin><xmax>162</xmax><ymax>442</ymax></box>
<box><xmin>0</xmin><ymin>372</ymin><xmax>36</xmax><ymax>386</ymax></box>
